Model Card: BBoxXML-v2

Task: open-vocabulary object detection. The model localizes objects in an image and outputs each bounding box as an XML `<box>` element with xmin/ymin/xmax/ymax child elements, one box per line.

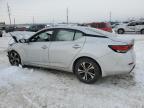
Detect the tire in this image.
<box><xmin>74</xmin><ymin>58</ymin><xmax>101</xmax><ymax>84</ymax></box>
<box><xmin>0</xmin><ymin>31</ymin><xmax>2</xmax><ymax>37</ymax></box>
<box><xmin>141</xmin><ymin>29</ymin><xmax>144</xmax><ymax>34</ymax></box>
<box><xmin>8</xmin><ymin>51</ymin><xmax>21</xmax><ymax>66</ymax></box>
<box><xmin>117</xmin><ymin>29</ymin><xmax>125</xmax><ymax>34</ymax></box>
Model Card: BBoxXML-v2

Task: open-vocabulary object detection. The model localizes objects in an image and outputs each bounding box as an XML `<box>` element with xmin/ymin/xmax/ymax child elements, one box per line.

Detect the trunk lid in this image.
<box><xmin>109</xmin><ymin>36</ymin><xmax>135</xmax><ymax>45</ymax></box>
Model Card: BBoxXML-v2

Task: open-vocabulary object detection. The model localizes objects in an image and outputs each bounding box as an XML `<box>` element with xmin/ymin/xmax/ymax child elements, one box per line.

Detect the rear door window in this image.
<box><xmin>54</xmin><ymin>29</ymin><xmax>75</xmax><ymax>41</ymax></box>
<box><xmin>54</xmin><ymin>29</ymin><xmax>84</xmax><ymax>41</ymax></box>
<box><xmin>74</xmin><ymin>31</ymin><xmax>83</xmax><ymax>40</ymax></box>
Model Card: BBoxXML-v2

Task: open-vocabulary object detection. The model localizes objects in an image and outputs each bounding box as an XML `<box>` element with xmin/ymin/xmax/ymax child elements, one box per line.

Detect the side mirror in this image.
<box><xmin>19</xmin><ymin>39</ymin><xmax>29</xmax><ymax>43</ymax></box>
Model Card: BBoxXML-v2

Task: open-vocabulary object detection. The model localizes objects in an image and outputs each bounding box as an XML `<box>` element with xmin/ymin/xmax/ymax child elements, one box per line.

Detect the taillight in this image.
<box><xmin>109</xmin><ymin>29</ymin><xmax>113</xmax><ymax>32</ymax></box>
<box><xmin>108</xmin><ymin>44</ymin><xmax>133</xmax><ymax>53</ymax></box>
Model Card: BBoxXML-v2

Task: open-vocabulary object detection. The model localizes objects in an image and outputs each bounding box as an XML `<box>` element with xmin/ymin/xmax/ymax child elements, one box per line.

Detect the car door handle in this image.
<box><xmin>41</xmin><ymin>45</ymin><xmax>47</xmax><ymax>49</ymax></box>
<box><xmin>73</xmin><ymin>44</ymin><xmax>81</xmax><ymax>49</ymax></box>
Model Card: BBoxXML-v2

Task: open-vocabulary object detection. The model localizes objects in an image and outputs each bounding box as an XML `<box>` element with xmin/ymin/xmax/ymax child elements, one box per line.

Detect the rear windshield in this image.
<box><xmin>88</xmin><ymin>23</ymin><xmax>111</xmax><ymax>28</ymax></box>
<box><xmin>83</xmin><ymin>27</ymin><xmax>116</xmax><ymax>37</ymax></box>
<box><xmin>98</xmin><ymin>23</ymin><xmax>106</xmax><ymax>28</ymax></box>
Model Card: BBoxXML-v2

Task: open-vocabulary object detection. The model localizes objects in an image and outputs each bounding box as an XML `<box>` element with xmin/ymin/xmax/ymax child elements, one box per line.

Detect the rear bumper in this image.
<box><xmin>97</xmin><ymin>49</ymin><xmax>136</xmax><ymax>77</ymax></box>
<box><xmin>101</xmin><ymin>63</ymin><xmax>136</xmax><ymax>77</ymax></box>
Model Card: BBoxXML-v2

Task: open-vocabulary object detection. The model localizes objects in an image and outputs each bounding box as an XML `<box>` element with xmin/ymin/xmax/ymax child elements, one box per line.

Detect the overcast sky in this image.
<box><xmin>0</xmin><ymin>0</ymin><xmax>144</xmax><ymax>24</ymax></box>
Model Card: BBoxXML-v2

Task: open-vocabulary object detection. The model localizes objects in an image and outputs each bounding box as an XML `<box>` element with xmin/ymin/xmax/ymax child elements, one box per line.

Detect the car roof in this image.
<box><xmin>47</xmin><ymin>26</ymin><xmax>89</xmax><ymax>31</ymax></box>
<box><xmin>40</xmin><ymin>26</ymin><xmax>115</xmax><ymax>37</ymax></box>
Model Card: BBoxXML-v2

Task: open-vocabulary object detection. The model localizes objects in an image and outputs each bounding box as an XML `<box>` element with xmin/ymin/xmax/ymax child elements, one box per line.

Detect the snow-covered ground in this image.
<box><xmin>0</xmin><ymin>32</ymin><xmax>144</xmax><ymax>108</ymax></box>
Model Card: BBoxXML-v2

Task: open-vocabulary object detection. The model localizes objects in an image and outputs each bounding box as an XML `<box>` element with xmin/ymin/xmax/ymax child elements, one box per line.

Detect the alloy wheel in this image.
<box><xmin>77</xmin><ymin>62</ymin><xmax>96</xmax><ymax>81</ymax></box>
<box><xmin>9</xmin><ymin>51</ymin><xmax>21</xmax><ymax>66</ymax></box>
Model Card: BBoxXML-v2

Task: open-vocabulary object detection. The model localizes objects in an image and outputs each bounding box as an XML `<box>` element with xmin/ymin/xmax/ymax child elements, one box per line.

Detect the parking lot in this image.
<box><xmin>0</xmin><ymin>33</ymin><xmax>144</xmax><ymax>108</ymax></box>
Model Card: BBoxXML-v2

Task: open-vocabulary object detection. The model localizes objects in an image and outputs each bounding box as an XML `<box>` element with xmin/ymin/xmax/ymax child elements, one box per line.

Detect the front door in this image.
<box><xmin>23</xmin><ymin>29</ymin><xmax>54</xmax><ymax>65</ymax></box>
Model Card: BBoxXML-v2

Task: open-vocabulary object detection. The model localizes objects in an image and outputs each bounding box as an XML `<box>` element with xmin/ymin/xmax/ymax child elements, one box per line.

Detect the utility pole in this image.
<box><xmin>7</xmin><ymin>3</ymin><xmax>11</xmax><ymax>25</ymax></box>
<box><xmin>109</xmin><ymin>11</ymin><xmax>111</xmax><ymax>23</ymax></box>
<box><xmin>14</xmin><ymin>18</ymin><xmax>15</xmax><ymax>26</ymax></box>
<box><xmin>66</xmin><ymin>8</ymin><xmax>69</xmax><ymax>24</ymax></box>
<box><xmin>32</xmin><ymin>16</ymin><xmax>35</xmax><ymax>25</ymax></box>
<box><xmin>0</xmin><ymin>0</ymin><xmax>4</xmax><ymax>22</ymax></box>
<box><xmin>52</xmin><ymin>18</ymin><xmax>55</xmax><ymax>26</ymax></box>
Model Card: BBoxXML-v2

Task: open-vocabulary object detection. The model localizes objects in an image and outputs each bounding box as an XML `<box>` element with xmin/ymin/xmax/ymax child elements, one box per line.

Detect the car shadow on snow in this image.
<box><xmin>23</xmin><ymin>65</ymin><xmax>137</xmax><ymax>87</ymax></box>
<box><xmin>23</xmin><ymin>65</ymin><xmax>76</xmax><ymax>79</ymax></box>
<box><xmin>96</xmin><ymin>72</ymin><xmax>137</xmax><ymax>88</ymax></box>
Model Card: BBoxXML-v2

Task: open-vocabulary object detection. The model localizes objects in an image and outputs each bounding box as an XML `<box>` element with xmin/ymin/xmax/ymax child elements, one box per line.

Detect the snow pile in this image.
<box><xmin>134</xmin><ymin>41</ymin><xmax>144</xmax><ymax>84</ymax></box>
<box><xmin>0</xmin><ymin>66</ymin><xmax>33</xmax><ymax>88</ymax></box>
<box><xmin>0</xmin><ymin>37</ymin><xmax>11</xmax><ymax>51</ymax></box>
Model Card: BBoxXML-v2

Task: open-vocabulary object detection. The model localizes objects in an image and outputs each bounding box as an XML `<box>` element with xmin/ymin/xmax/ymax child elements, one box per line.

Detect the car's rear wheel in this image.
<box><xmin>117</xmin><ymin>29</ymin><xmax>125</xmax><ymax>34</ymax></box>
<box><xmin>74</xmin><ymin>58</ymin><xmax>101</xmax><ymax>84</ymax></box>
<box><xmin>8</xmin><ymin>51</ymin><xmax>21</xmax><ymax>66</ymax></box>
<box><xmin>141</xmin><ymin>29</ymin><xmax>144</xmax><ymax>34</ymax></box>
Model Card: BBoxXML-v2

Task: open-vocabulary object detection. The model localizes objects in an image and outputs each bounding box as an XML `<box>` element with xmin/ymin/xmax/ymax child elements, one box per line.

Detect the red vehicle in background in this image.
<box><xmin>83</xmin><ymin>22</ymin><xmax>112</xmax><ymax>32</ymax></box>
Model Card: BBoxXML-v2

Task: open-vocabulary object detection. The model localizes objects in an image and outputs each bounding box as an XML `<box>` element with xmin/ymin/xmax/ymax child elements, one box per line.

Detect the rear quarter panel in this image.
<box><xmin>69</xmin><ymin>37</ymin><xmax>112</xmax><ymax>72</ymax></box>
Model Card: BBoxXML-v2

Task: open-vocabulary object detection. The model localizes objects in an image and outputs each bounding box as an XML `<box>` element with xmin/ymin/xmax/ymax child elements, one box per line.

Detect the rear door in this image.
<box><xmin>49</xmin><ymin>28</ymin><xmax>85</xmax><ymax>68</ymax></box>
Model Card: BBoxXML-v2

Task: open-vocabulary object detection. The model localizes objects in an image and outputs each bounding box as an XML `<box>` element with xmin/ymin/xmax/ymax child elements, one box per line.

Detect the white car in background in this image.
<box><xmin>7</xmin><ymin>26</ymin><xmax>135</xmax><ymax>84</ymax></box>
<box><xmin>115</xmin><ymin>21</ymin><xmax>144</xmax><ymax>34</ymax></box>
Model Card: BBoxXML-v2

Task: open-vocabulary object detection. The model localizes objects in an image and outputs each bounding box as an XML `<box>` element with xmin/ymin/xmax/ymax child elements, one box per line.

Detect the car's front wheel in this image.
<box><xmin>8</xmin><ymin>51</ymin><xmax>21</xmax><ymax>66</ymax></box>
<box><xmin>74</xmin><ymin>58</ymin><xmax>101</xmax><ymax>84</ymax></box>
